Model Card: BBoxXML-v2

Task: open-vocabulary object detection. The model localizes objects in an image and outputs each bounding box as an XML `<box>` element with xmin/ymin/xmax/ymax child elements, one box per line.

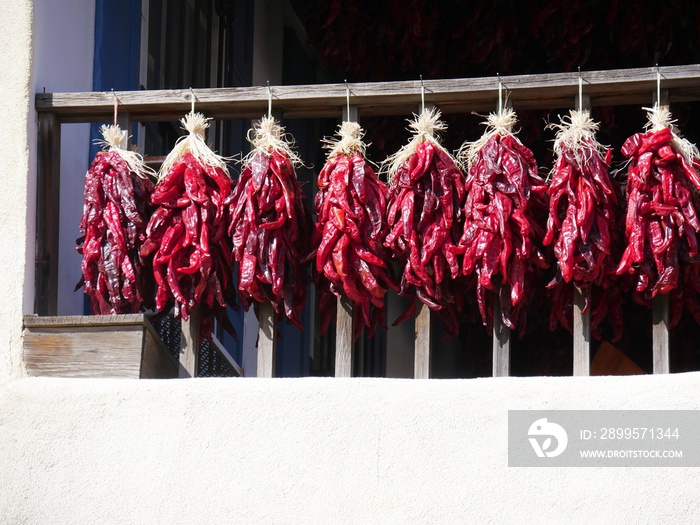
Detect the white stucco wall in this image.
<box><xmin>0</xmin><ymin>1</ymin><xmax>33</xmax><ymax>380</ymax></box>
<box><xmin>1</xmin><ymin>374</ymin><xmax>699</xmax><ymax>524</ymax></box>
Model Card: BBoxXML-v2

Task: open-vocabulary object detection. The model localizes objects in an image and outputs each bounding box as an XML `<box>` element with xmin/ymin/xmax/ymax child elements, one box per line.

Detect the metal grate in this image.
<box><xmin>152</xmin><ymin>314</ymin><xmax>237</xmax><ymax>377</ymax></box>
<box><xmin>153</xmin><ymin>314</ymin><xmax>181</xmax><ymax>361</ymax></box>
<box><xmin>197</xmin><ymin>338</ymin><xmax>237</xmax><ymax>377</ymax></box>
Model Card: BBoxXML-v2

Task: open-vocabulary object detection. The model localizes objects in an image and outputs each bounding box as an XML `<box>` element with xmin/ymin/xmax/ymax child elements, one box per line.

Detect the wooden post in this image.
<box><xmin>573</xmin><ymin>286</ymin><xmax>591</xmax><ymax>375</ymax></box>
<box><xmin>257</xmin><ymin>302</ymin><xmax>276</xmax><ymax>377</ymax></box>
<box><xmin>414</xmin><ymin>301</ymin><xmax>431</xmax><ymax>378</ymax></box>
<box><xmin>574</xmin><ymin>94</ymin><xmax>591</xmax><ymax>115</ymax></box>
<box><xmin>412</xmin><ymin>101</ymin><xmax>435</xmax><ymax>380</ymax></box>
<box><xmin>342</xmin><ymin>104</ymin><xmax>359</xmax><ymax>123</ymax></box>
<box><xmin>492</xmin><ymin>293</ymin><xmax>511</xmax><ymax>377</ymax></box>
<box><xmin>652</xmin><ymin>88</ymin><xmax>671</xmax><ymax>375</ymax></box>
<box><xmin>490</xmin><ymin>98</ymin><xmax>514</xmax><ymax>377</ymax></box>
<box><xmin>571</xmin><ymin>273</ymin><xmax>591</xmax><ymax>376</ymax></box>
<box><xmin>179</xmin><ymin>307</ymin><xmax>200</xmax><ymax>378</ymax></box>
<box><xmin>333</xmin><ymin>103</ymin><xmax>359</xmax><ymax>378</ymax></box>
<box><xmin>35</xmin><ymin>112</ymin><xmax>61</xmax><ymax>316</ymax></box>
<box><xmin>116</xmin><ymin>112</ymin><xmax>131</xmax><ymax>145</ymax></box>
<box><xmin>652</xmin><ymin>294</ymin><xmax>670</xmax><ymax>374</ymax></box>
<box><xmin>335</xmin><ymin>296</ymin><xmax>353</xmax><ymax>377</ymax></box>
<box><xmin>572</xmin><ymin>92</ymin><xmax>591</xmax><ymax>376</ymax></box>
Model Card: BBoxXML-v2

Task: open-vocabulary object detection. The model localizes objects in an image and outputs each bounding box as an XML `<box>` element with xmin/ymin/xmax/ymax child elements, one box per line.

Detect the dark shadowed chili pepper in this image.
<box><xmin>544</xmin><ymin>110</ymin><xmax>623</xmax><ymax>341</ymax></box>
<box><xmin>76</xmin><ymin>125</ymin><xmax>155</xmax><ymax>315</ymax></box>
<box><xmin>228</xmin><ymin>116</ymin><xmax>312</xmax><ymax>329</ymax></box>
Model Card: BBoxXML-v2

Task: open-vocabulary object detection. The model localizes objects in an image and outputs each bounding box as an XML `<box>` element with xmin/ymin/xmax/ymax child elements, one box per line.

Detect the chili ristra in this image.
<box><xmin>545</xmin><ymin>109</ymin><xmax>623</xmax><ymax>341</ymax></box>
<box><xmin>384</xmin><ymin>108</ymin><xmax>468</xmax><ymax>336</ymax></box>
<box><xmin>457</xmin><ymin>108</ymin><xmax>548</xmax><ymax>337</ymax></box>
<box><xmin>228</xmin><ymin>116</ymin><xmax>312</xmax><ymax>329</ymax></box>
<box><xmin>77</xmin><ymin>125</ymin><xmax>155</xmax><ymax>315</ymax></box>
<box><xmin>313</xmin><ymin>122</ymin><xmax>397</xmax><ymax>339</ymax></box>
<box><xmin>617</xmin><ymin>105</ymin><xmax>700</xmax><ymax>328</ymax></box>
<box><xmin>141</xmin><ymin>112</ymin><xmax>237</xmax><ymax>340</ymax></box>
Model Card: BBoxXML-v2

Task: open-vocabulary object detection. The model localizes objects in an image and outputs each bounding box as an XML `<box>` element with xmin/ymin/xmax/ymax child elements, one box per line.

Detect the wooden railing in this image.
<box><xmin>35</xmin><ymin>65</ymin><xmax>700</xmax><ymax>378</ymax></box>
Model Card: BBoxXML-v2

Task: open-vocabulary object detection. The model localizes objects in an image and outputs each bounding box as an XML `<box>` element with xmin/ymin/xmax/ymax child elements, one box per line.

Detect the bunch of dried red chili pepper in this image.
<box><xmin>384</xmin><ymin>108</ymin><xmax>467</xmax><ymax>336</ymax></box>
<box><xmin>545</xmin><ymin>109</ymin><xmax>623</xmax><ymax>340</ymax></box>
<box><xmin>77</xmin><ymin>125</ymin><xmax>155</xmax><ymax>314</ymax></box>
<box><xmin>228</xmin><ymin>116</ymin><xmax>312</xmax><ymax>329</ymax></box>
<box><xmin>617</xmin><ymin>105</ymin><xmax>700</xmax><ymax>327</ymax></box>
<box><xmin>313</xmin><ymin>121</ymin><xmax>396</xmax><ymax>338</ymax></box>
<box><xmin>140</xmin><ymin>112</ymin><xmax>237</xmax><ymax>339</ymax></box>
<box><xmin>457</xmin><ymin>108</ymin><xmax>548</xmax><ymax>337</ymax></box>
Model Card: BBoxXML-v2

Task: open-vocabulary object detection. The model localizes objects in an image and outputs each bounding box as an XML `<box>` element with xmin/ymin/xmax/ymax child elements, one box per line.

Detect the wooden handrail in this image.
<box><xmin>35</xmin><ymin>64</ymin><xmax>700</xmax><ymax>122</ymax></box>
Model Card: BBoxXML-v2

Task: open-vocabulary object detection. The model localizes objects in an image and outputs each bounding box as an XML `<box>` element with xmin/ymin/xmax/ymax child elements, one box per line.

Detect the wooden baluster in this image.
<box><xmin>179</xmin><ymin>307</ymin><xmax>201</xmax><ymax>378</ymax></box>
<box><xmin>573</xmin><ymin>91</ymin><xmax>591</xmax><ymax>376</ymax></box>
<box><xmin>652</xmin><ymin>87</ymin><xmax>671</xmax><ymax>374</ymax></box>
<box><xmin>573</xmin><ymin>286</ymin><xmax>591</xmax><ymax>376</ymax></box>
<box><xmin>257</xmin><ymin>302</ymin><xmax>277</xmax><ymax>378</ymax></box>
<box><xmin>652</xmin><ymin>293</ymin><xmax>670</xmax><ymax>374</ymax></box>
<box><xmin>412</xmin><ymin>100</ymin><xmax>434</xmax><ymax>379</ymax></box>
<box><xmin>35</xmin><ymin>112</ymin><xmax>61</xmax><ymax>316</ymax></box>
<box><xmin>255</xmin><ymin>107</ymin><xmax>284</xmax><ymax>378</ymax></box>
<box><xmin>492</xmin><ymin>96</ymin><xmax>513</xmax><ymax>377</ymax></box>
<box><xmin>492</xmin><ymin>293</ymin><xmax>511</xmax><ymax>377</ymax></box>
<box><xmin>336</xmin><ymin>296</ymin><xmax>353</xmax><ymax>377</ymax></box>
<box><xmin>334</xmin><ymin>103</ymin><xmax>359</xmax><ymax>377</ymax></box>
<box><xmin>414</xmin><ymin>302</ymin><xmax>431</xmax><ymax>379</ymax></box>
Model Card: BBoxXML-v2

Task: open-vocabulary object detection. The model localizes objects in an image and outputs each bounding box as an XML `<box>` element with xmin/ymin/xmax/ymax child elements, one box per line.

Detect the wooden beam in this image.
<box><xmin>257</xmin><ymin>302</ymin><xmax>276</xmax><ymax>378</ymax></box>
<box><xmin>414</xmin><ymin>301</ymin><xmax>431</xmax><ymax>379</ymax></box>
<box><xmin>23</xmin><ymin>313</ymin><xmax>146</xmax><ymax>328</ymax></box>
<box><xmin>179</xmin><ymin>307</ymin><xmax>200</xmax><ymax>378</ymax></box>
<box><xmin>492</xmin><ymin>293</ymin><xmax>511</xmax><ymax>377</ymax></box>
<box><xmin>35</xmin><ymin>112</ymin><xmax>61</xmax><ymax>316</ymax></box>
<box><xmin>335</xmin><ymin>296</ymin><xmax>353</xmax><ymax>378</ymax></box>
<box><xmin>35</xmin><ymin>64</ymin><xmax>700</xmax><ymax>122</ymax></box>
<box><xmin>573</xmin><ymin>286</ymin><xmax>591</xmax><ymax>376</ymax></box>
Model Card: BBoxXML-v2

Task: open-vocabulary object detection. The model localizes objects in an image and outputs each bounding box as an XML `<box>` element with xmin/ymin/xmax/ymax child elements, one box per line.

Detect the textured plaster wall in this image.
<box><xmin>0</xmin><ymin>0</ymin><xmax>94</xmax><ymax>380</ymax></box>
<box><xmin>1</xmin><ymin>374</ymin><xmax>699</xmax><ymax>524</ymax></box>
<box><xmin>0</xmin><ymin>1</ymin><xmax>33</xmax><ymax>380</ymax></box>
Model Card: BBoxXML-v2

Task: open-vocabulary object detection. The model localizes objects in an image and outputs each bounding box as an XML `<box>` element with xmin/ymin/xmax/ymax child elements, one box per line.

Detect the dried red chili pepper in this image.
<box><xmin>544</xmin><ymin>110</ymin><xmax>623</xmax><ymax>341</ymax></box>
<box><xmin>457</xmin><ymin>108</ymin><xmax>548</xmax><ymax>337</ymax></box>
<box><xmin>76</xmin><ymin>125</ymin><xmax>155</xmax><ymax>315</ymax></box>
<box><xmin>384</xmin><ymin>108</ymin><xmax>468</xmax><ymax>336</ymax></box>
<box><xmin>617</xmin><ymin>106</ymin><xmax>700</xmax><ymax>327</ymax></box>
<box><xmin>141</xmin><ymin>113</ymin><xmax>237</xmax><ymax>340</ymax></box>
<box><xmin>312</xmin><ymin>122</ymin><xmax>397</xmax><ymax>339</ymax></box>
<box><xmin>228</xmin><ymin>116</ymin><xmax>312</xmax><ymax>329</ymax></box>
